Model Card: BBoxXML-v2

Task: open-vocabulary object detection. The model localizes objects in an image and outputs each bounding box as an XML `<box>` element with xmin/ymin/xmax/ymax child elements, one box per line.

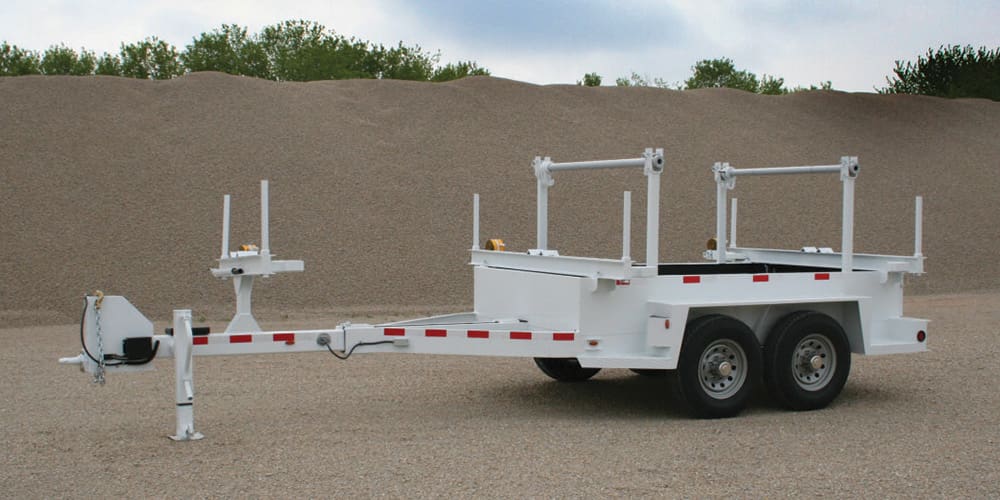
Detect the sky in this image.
<box><xmin>2</xmin><ymin>0</ymin><xmax>998</xmax><ymax>91</ymax></box>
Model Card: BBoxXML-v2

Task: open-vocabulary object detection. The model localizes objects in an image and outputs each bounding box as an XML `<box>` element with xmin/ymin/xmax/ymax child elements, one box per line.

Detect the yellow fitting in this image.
<box><xmin>485</xmin><ymin>238</ymin><xmax>506</xmax><ymax>251</ymax></box>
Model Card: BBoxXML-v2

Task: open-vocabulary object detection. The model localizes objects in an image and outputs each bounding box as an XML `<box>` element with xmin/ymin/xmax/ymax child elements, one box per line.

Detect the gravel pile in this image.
<box><xmin>1</xmin><ymin>73</ymin><xmax>998</xmax><ymax>325</ymax></box>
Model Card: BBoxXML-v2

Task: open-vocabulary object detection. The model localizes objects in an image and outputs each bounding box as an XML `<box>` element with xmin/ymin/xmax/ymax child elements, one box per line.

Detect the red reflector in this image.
<box><xmin>615</xmin><ymin>279</ymin><xmax>630</xmax><ymax>286</ymax></box>
<box><xmin>273</xmin><ymin>333</ymin><xmax>295</xmax><ymax>345</ymax></box>
<box><xmin>230</xmin><ymin>334</ymin><xmax>252</xmax><ymax>344</ymax></box>
<box><xmin>425</xmin><ymin>329</ymin><xmax>447</xmax><ymax>337</ymax></box>
<box><xmin>753</xmin><ymin>274</ymin><xmax>769</xmax><ymax>282</ymax></box>
<box><xmin>384</xmin><ymin>328</ymin><xmax>405</xmax><ymax>336</ymax></box>
<box><xmin>510</xmin><ymin>331</ymin><xmax>532</xmax><ymax>340</ymax></box>
<box><xmin>193</xmin><ymin>336</ymin><xmax>208</xmax><ymax>345</ymax></box>
<box><xmin>467</xmin><ymin>330</ymin><xmax>489</xmax><ymax>339</ymax></box>
<box><xmin>917</xmin><ymin>330</ymin><xmax>926</xmax><ymax>342</ymax></box>
<box><xmin>815</xmin><ymin>273</ymin><xmax>830</xmax><ymax>280</ymax></box>
<box><xmin>664</xmin><ymin>319</ymin><xmax>670</xmax><ymax>329</ymax></box>
<box><xmin>553</xmin><ymin>333</ymin><xmax>574</xmax><ymax>341</ymax></box>
<box><xmin>683</xmin><ymin>275</ymin><xmax>701</xmax><ymax>284</ymax></box>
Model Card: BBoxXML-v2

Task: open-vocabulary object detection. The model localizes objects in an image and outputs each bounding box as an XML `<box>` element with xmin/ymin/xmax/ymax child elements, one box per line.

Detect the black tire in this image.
<box><xmin>676</xmin><ymin>315</ymin><xmax>762</xmax><ymax>419</ymax></box>
<box><xmin>630</xmin><ymin>368</ymin><xmax>669</xmax><ymax>377</ymax></box>
<box><xmin>764</xmin><ymin>311</ymin><xmax>851</xmax><ymax>411</ymax></box>
<box><xmin>534</xmin><ymin>358</ymin><xmax>601</xmax><ymax>382</ymax></box>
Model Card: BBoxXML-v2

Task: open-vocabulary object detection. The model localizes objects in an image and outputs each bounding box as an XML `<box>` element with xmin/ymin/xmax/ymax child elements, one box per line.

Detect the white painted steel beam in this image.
<box><xmin>221</xmin><ymin>195</ymin><xmax>231</xmax><ymax>260</ymax></box>
<box><xmin>914</xmin><ymin>196</ymin><xmax>923</xmax><ymax>258</ymax></box>
<box><xmin>470</xmin><ymin>249</ymin><xmax>655</xmax><ymax>279</ymax></box>
<box><xmin>260</xmin><ymin>180</ymin><xmax>269</xmax><ymax>255</ymax></box>
<box><xmin>622</xmin><ymin>191</ymin><xmax>631</xmax><ymax>261</ymax></box>
<box><xmin>546</xmin><ymin>156</ymin><xmax>647</xmax><ymax>171</ymax></box>
<box><xmin>472</xmin><ymin>193</ymin><xmax>480</xmax><ymax>250</ymax></box>
<box><xmin>726</xmin><ymin>247</ymin><xmax>924</xmax><ymax>274</ymax></box>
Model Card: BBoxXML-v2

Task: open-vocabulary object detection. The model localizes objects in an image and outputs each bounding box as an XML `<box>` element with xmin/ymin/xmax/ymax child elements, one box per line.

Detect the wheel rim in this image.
<box><xmin>698</xmin><ymin>339</ymin><xmax>748</xmax><ymax>399</ymax></box>
<box><xmin>792</xmin><ymin>333</ymin><xmax>836</xmax><ymax>391</ymax></box>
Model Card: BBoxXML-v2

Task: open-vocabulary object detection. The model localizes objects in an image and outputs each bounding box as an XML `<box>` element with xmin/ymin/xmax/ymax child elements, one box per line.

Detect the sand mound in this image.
<box><xmin>1</xmin><ymin>72</ymin><xmax>998</xmax><ymax>324</ymax></box>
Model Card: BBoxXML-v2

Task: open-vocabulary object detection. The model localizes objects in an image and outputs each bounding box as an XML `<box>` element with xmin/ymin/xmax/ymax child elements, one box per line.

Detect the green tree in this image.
<box><xmin>791</xmin><ymin>80</ymin><xmax>833</xmax><ymax>92</ymax></box>
<box><xmin>432</xmin><ymin>60</ymin><xmax>490</xmax><ymax>82</ymax></box>
<box><xmin>615</xmin><ymin>71</ymin><xmax>672</xmax><ymax>88</ymax></box>
<box><xmin>182</xmin><ymin>24</ymin><xmax>268</xmax><ymax>78</ymax></box>
<box><xmin>758</xmin><ymin>74</ymin><xmax>787</xmax><ymax>95</ymax></box>
<box><xmin>0</xmin><ymin>42</ymin><xmax>41</xmax><ymax>76</ymax></box>
<box><xmin>95</xmin><ymin>53</ymin><xmax>123</xmax><ymax>76</ymax></box>
<box><xmin>881</xmin><ymin>45</ymin><xmax>1000</xmax><ymax>100</ymax></box>
<box><xmin>40</xmin><ymin>44</ymin><xmax>96</xmax><ymax>75</ymax></box>
<box><xmin>685</xmin><ymin>58</ymin><xmax>759</xmax><ymax>92</ymax></box>
<box><xmin>257</xmin><ymin>19</ymin><xmax>368</xmax><ymax>81</ymax></box>
<box><xmin>366</xmin><ymin>42</ymin><xmax>437</xmax><ymax>80</ymax></box>
<box><xmin>578</xmin><ymin>72</ymin><xmax>601</xmax><ymax>86</ymax></box>
<box><xmin>3</xmin><ymin>20</ymin><xmax>492</xmax><ymax>83</ymax></box>
<box><xmin>120</xmin><ymin>37</ymin><xmax>182</xmax><ymax>79</ymax></box>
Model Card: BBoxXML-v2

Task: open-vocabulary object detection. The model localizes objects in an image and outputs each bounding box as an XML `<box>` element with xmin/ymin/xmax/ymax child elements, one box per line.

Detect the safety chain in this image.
<box><xmin>93</xmin><ymin>291</ymin><xmax>106</xmax><ymax>385</ymax></box>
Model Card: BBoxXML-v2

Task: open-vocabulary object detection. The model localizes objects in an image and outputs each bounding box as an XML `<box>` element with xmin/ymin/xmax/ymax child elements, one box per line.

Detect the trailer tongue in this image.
<box><xmin>60</xmin><ymin>149</ymin><xmax>928</xmax><ymax>438</ymax></box>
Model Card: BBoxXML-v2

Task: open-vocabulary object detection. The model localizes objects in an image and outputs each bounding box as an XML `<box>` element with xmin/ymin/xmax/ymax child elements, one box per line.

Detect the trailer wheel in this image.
<box><xmin>676</xmin><ymin>315</ymin><xmax>760</xmax><ymax>418</ymax></box>
<box><xmin>534</xmin><ymin>358</ymin><xmax>600</xmax><ymax>382</ymax></box>
<box><xmin>764</xmin><ymin>311</ymin><xmax>851</xmax><ymax>411</ymax></box>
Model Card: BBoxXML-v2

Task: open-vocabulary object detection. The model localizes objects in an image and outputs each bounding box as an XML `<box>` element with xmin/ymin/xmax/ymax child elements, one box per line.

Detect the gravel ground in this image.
<box><xmin>2</xmin><ymin>292</ymin><xmax>998</xmax><ymax>497</ymax></box>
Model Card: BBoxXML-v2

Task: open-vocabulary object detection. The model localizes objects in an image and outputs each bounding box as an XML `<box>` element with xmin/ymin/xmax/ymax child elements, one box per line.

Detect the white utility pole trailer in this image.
<box><xmin>61</xmin><ymin>149</ymin><xmax>927</xmax><ymax>439</ymax></box>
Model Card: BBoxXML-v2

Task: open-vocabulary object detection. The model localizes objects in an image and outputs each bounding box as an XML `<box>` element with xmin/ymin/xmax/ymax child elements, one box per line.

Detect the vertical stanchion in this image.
<box><xmin>730</xmin><ymin>198</ymin><xmax>738</xmax><ymax>248</ymax></box>
<box><xmin>914</xmin><ymin>196</ymin><xmax>923</xmax><ymax>257</ymax></box>
<box><xmin>170</xmin><ymin>309</ymin><xmax>203</xmax><ymax>441</ymax></box>
<box><xmin>472</xmin><ymin>193</ymin><xmax>480</xmax><ymax>250</ymax></box>
<box><xmin>221</xmin><ymin>195</ymin><xmax>231</xmax><ymax>260</ymax></box>
<box><xmin>622</xmin><ymin>191</ymin><xmax>631</xmax><ymax>261</ymax></box>
<box><xmin>260</xmin><ymin>180</ymin><xmax>269</xmax><ymax>255</ymax></box>
<box><xmin>537</xmin><ymin>181</ymin><xmax>548</xmax><ymax>250</ymax></box>
<box><xmin>533</xmin><ymin>156</ymin><xmax>551</xmax><ymax>251</ymax></box>
<box><xmin>840</xmin><ymin>157</ymin><xmax>856</xmax><ymax>272</ymax></box>
<box><xmin>644</xmin><ymin>148</ymin><xmax>661</xmax><ymax>268</ymax></box>
<box><xmin>715</xmin><ymin>164</ymin><xmax>728</xmax><ymax>263</ymax></box>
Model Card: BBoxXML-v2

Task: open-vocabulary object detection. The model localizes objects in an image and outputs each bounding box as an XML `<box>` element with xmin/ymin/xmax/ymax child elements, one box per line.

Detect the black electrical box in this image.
<box><xmin>122</xmin><ymin>337</ymin><xmax>154</xmax><ymax>362</ymax></box>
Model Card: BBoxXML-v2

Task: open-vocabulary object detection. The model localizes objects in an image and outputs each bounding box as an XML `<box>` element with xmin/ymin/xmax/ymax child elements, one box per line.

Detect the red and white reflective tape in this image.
<box><xmin>193</xmin><ymin>332</ymin><xmax>297</xmax><ymax>346</ymax></box>
<box><xmin>381</xmin><ymin>327</ymin><xmax>576</xmax><ymax>342</ymax></box>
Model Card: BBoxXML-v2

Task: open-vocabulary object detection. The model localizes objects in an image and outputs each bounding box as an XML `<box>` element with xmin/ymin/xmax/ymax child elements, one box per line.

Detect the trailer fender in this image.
<box><xmin>650</xmin><ymin>299</ymin><xmax>867</xmax><ymax>355</ymax></box>
<box><xmin>645</xmin><ymin>302</ymin><xmax>689</xmax><ymax>351</ymax></box>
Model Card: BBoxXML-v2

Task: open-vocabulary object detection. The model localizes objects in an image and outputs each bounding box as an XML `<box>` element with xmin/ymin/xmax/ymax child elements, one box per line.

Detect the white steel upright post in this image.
<box><xmin>260</xmin><ymin>180</ymin><xmax>270</xmax><ymax>256</ymax></box>
<box><xmin>730</xmin><ymin>198</ymin><xmax>738</xmax><ymax>248</ymax></box>
<box><xmin>221</xmin><ymin>195</ymin><xmax>231</xmax><ymax>260</ymax></box>
<box><xmin>714</xmin><ymin>162</ymin><xmax>729</xmax><ymax>263</ymax></box>
<box><xmin>622</xmin><ymin>191</ymin><xmax>631</xmax><ymax>261</ymax></box>
<box><xmin>170</xmin><ymin>309</ymin><xmax>203</xmax><ymax>441</ymax></box>
<box><xmin>644</xmin><ymin>148</ymin><xmax>662</xmax><ymax>268</ymax></box>
<box><xmin>472</xmin><ymin>193</ymin><xmax>480</xmax><ymax>250</ymax></box>
<box><xmin>533</xmin><ymin>156</ymin><xmax>553</xmax><ymax>251</ymax></box>
<box><xmin>840</xmin><ymin>157</ymin><xmax>858</xmax><ymax>273</ymax></box>
<box><xmin>537</xmin><ymin>181</ymin><xmax>547</xmax><ymax>250</ymax></box>
<box><xmin>914</xmin><ymin>196</ymin><xmax>923</xmax><ymax>257</ymax></box>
